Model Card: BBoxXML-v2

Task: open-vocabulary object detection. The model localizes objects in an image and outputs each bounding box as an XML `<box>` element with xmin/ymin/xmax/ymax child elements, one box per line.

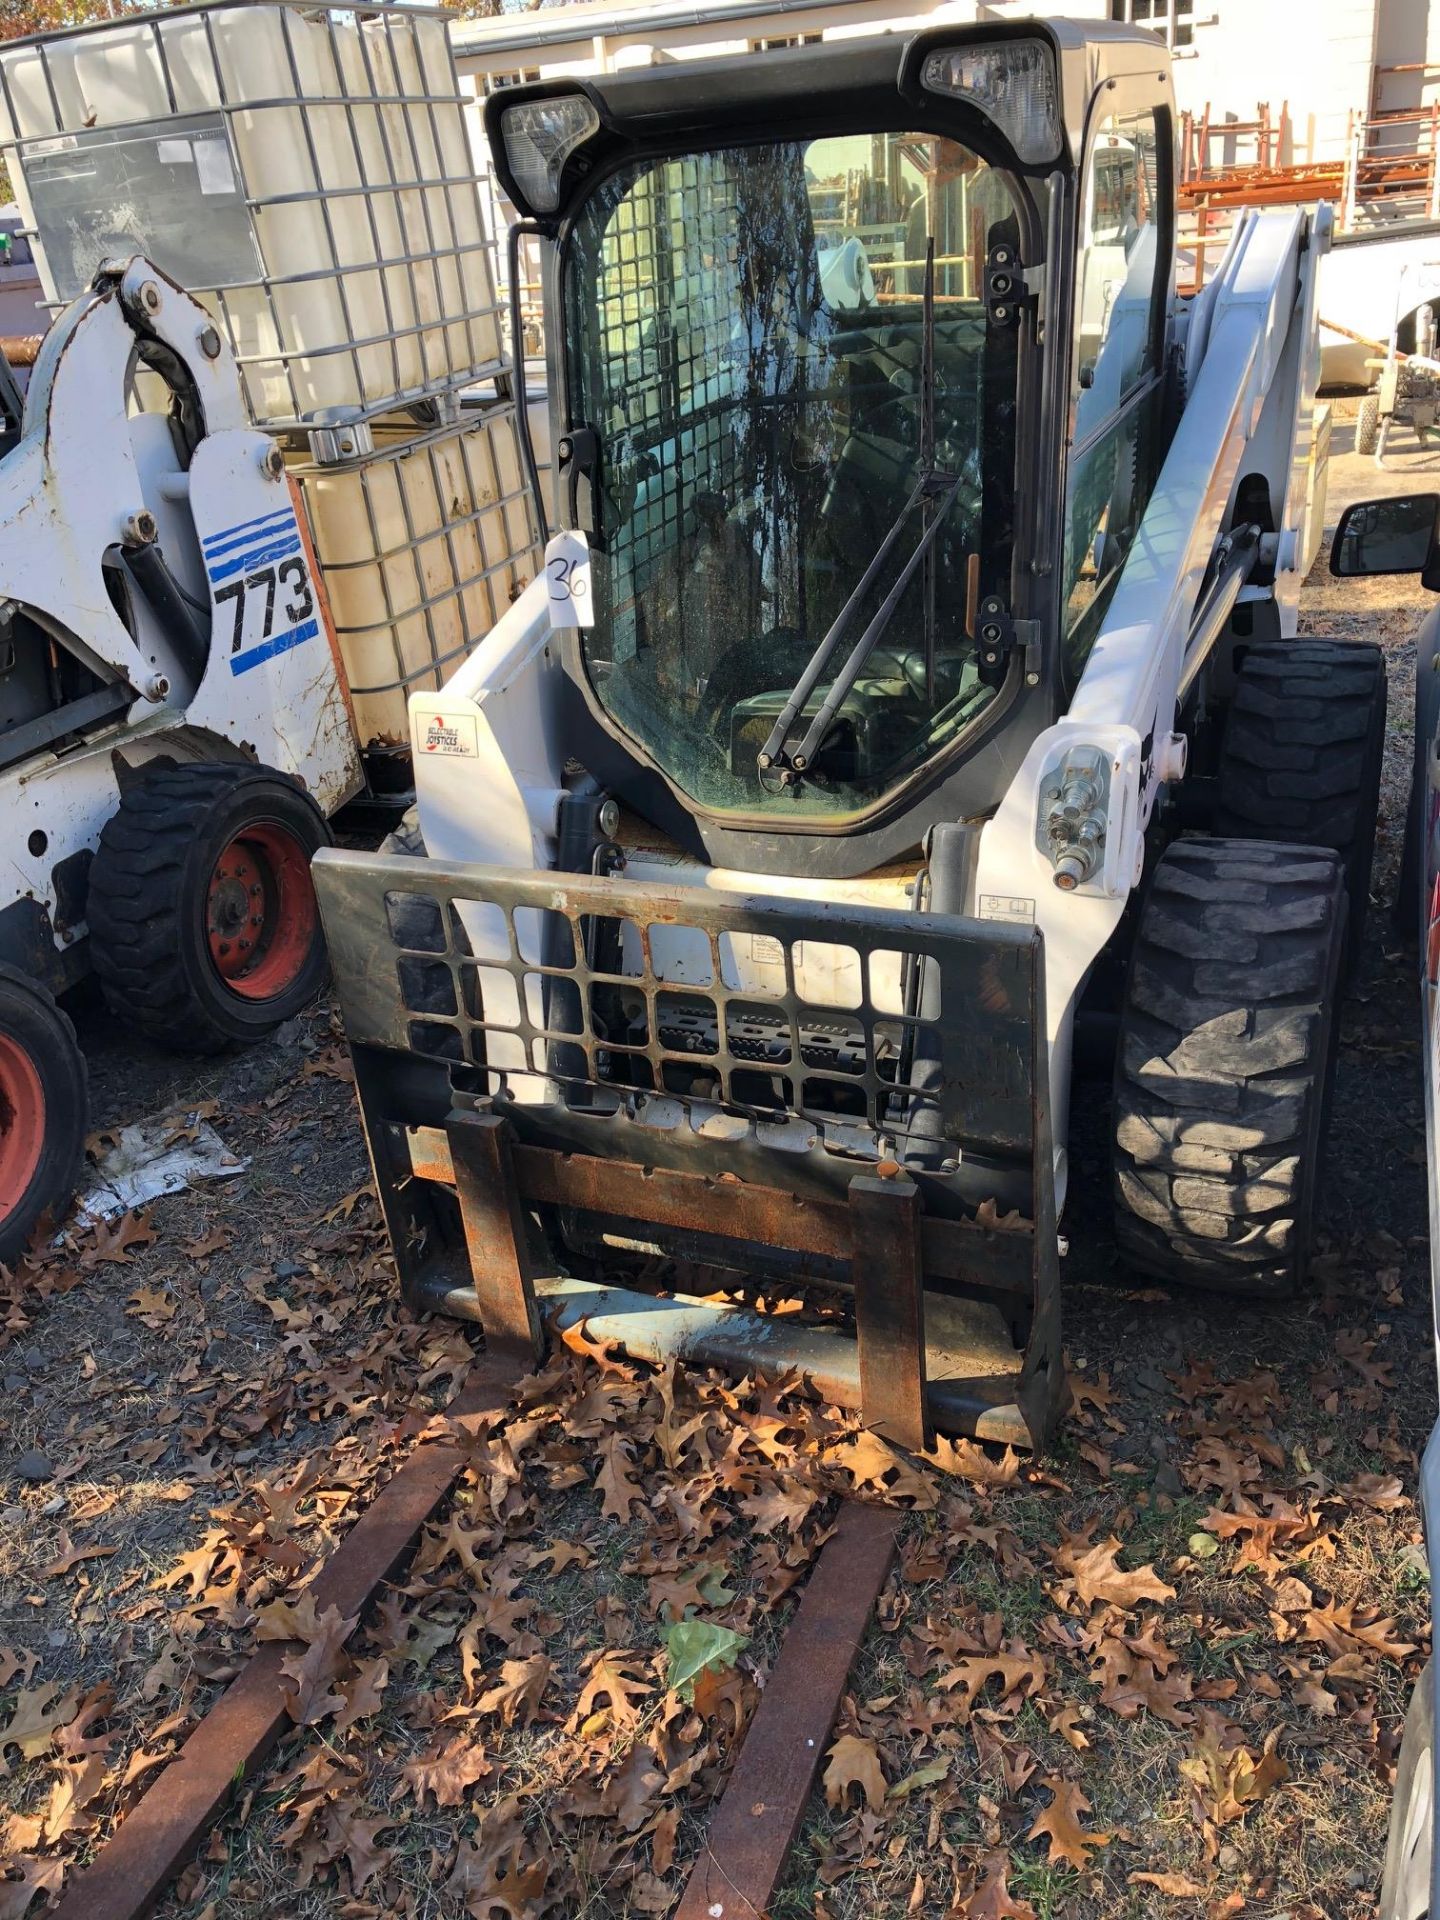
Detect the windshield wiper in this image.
<box><xmin>758</xmin><ymin>240</ymin><xmax>957</xmax><ymax>786</ymax></box>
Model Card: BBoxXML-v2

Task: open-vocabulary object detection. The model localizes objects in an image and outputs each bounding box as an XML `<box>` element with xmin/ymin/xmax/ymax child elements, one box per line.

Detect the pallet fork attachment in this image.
<box><xmin>313</xmin><ymin>848</ymin><xmax>1066</xmax><ymax>1449</ymax></box>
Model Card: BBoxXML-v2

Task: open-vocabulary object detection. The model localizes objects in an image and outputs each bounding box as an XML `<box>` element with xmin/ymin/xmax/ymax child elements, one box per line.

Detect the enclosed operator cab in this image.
<box><xmin>486</xmin><ymin>23</ymin><xmax>1175</xmax><ymax>876</ymax></box>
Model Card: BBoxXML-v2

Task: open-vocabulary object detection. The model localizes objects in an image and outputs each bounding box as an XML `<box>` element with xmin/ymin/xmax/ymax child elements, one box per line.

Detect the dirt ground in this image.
<box><xmin>2</xmin><ymin>394</ymin><xmax>1439</xmax><ymax>1920</ymax></box>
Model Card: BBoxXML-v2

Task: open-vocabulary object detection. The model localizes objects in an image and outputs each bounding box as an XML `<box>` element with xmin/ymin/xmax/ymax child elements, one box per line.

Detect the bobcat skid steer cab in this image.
<box><xmin>0</xmin><ymin>258</ymin><xmax>359</xmax><ymax>1263</ymax></box>
<box><xmin>313</xmin><ymin>20</ymin><xmax>1375</xmax><ymax>1450</ymax></box>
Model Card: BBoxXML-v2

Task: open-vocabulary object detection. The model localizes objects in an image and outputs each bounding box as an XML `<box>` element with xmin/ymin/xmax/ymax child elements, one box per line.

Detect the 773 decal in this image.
<box><xmin>202</xmin><ymin>510</ymin><xmax>321</xmax><ymax>678</ymax></box>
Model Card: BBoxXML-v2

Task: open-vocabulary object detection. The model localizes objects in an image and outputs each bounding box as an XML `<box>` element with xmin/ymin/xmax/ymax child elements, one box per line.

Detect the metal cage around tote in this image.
<box><xmin>0</xmin><ymin>0</ymin><xmax>509</xmax><ymax>433</ymax></box>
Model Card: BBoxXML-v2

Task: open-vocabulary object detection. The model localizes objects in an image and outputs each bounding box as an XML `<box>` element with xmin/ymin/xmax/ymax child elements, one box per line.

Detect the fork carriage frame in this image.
<box><xmin>313</xmin><ymin>846</ymin><xmax>1066</xmax><ymax>1449</ymax></box>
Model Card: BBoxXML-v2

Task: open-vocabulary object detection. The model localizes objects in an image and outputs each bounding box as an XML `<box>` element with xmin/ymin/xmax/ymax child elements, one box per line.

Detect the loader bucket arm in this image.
<box><xmin>313</xmin><ymin>847</ymin><xmax>1065</xmax><ymax>1451</ymax></box>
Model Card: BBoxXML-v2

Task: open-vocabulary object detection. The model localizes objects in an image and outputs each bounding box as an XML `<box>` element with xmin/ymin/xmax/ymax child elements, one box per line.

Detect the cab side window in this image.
<box><xmin>1062</xmin><ymin>106</ymin><xmax>1169</xmax><ymax>682</ymax></box>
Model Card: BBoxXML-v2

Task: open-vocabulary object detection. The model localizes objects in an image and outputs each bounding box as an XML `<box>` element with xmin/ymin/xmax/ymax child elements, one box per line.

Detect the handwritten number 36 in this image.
<box><xmin>549</xmin><ymin>555</ymin><xmax>588</xmax><ymax>602</ymax></box>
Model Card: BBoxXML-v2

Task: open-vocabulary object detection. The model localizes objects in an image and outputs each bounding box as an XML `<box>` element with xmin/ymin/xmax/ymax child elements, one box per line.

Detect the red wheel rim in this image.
<box><xmin>0</xmin><ymin>1032</ymin><xmax>44</xmax><ymax>1224</ymax></box>
<box><xmin>205</xmin><ymin>820</ymin><xmax>317</xmax><ymax>1002</ymax></box>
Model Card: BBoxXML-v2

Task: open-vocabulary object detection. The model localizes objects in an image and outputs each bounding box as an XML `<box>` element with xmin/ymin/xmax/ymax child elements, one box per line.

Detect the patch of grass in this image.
<box><xmin>1007</xmin><ymin>1854</ymin><xmax>1083</xmax><ymax>1918</ymax></box>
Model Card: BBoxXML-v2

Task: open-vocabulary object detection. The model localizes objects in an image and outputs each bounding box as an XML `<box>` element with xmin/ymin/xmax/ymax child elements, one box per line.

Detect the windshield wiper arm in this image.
<box><xmin>759</xmin><ymin>239</ymin><xmax>958</xmax><ymax>786</ymax></box>
<box><xmin>757</xmin><ymin>473</ymin><xmax>934</xmax><ymax>776</ymax></box>
<box><xmin>787</xmin><ymin>468</ymin><xmax>961</xmax><ymax>775</ymax></box>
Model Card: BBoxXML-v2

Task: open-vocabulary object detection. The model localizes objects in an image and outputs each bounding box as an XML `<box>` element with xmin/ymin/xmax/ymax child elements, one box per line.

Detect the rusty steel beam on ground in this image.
<box><xmin>49</xmin><ymin>1359</ymin><xmax>519</xmax><ymax>1920</ymax></box>
<box><xmin>675</xmin><ymin>1500</ymin><xmax>902</xmax><ymax>1920</ymax></box>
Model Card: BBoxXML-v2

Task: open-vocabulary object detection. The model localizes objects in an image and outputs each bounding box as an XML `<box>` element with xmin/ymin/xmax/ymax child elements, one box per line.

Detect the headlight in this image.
<box><xmin>920</xmin><ymin>40</ymin><xmax>1062</xmax><ymax>165</ymax></box>
<box><xmin>499</xmin><ymin>95</ymin><xmax>600</xmax><ymax>214</ymax></box>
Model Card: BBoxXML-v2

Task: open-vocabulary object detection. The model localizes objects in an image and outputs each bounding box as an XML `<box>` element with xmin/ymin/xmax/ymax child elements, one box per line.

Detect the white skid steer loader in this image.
<box><xmin>313</xmin><ymin>21</ymin><xmax>1376</xmax><ymax>1450</ymax></box>
<box><xmin>0</xmin><ymin>257</ymin><xmax>360</xmax><ymax>1260</ymax></box>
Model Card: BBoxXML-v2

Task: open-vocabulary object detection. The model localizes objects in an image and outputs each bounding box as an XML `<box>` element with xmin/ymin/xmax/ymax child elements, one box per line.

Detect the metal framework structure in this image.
<box><xmin>311</xmin><ymin>846</ymin><xmax>1066</xmax><ymax>1450</ymax></box>
<box><xmin>0</xmin><ymin>0</ymin><xmax>508</xmax><ymax>436</ymax></box>
<box><xmin>291</xmin><ymin>403</ymin><xmax>539</xmax><ymax>746</ymax></box>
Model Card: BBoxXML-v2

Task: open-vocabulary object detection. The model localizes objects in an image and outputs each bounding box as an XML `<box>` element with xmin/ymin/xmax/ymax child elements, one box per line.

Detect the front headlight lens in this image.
<box><xmin>500</xmin><ymin>94</ymin><xmax>600</xmax><ymax>214</ymax></box>
<box><xmin>921</xmin><ymin>40</ymin><xmax>1062</xmax><ymax>165</ymax></box>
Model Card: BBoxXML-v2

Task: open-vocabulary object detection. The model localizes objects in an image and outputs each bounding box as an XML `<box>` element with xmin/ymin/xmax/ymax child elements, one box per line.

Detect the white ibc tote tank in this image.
<box><xmin>291</xmin><ymin>409</ymin><xmax>537</xmax><ymax>750</ymax></box>
<box><xmin>0</xmin><ymin>0</ymin><xmax>507</xmax><ymax>428</ymax></box>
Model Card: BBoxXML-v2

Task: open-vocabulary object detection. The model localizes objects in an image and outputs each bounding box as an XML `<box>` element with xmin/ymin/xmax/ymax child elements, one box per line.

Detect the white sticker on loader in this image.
<box><xmin>979</xmin><ymin>894</ymin><xmax>1036</xmax><ymax>924</ymax></box>
<box><xmin>545</xmin><ymin>529</ymin><xmax>594</xmax><ymax>629</ymax></box>
<box><xmin>419</xmin><ymin>712</ymin><xmax>478</xmax><ymax>757</ymax></box>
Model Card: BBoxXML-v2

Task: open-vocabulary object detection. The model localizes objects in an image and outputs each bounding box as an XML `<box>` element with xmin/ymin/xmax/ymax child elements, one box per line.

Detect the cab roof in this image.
<box><xmin>486</xmin><ymin>17</ymin><xmax>1172</xmax><ymax>191</ymax></box>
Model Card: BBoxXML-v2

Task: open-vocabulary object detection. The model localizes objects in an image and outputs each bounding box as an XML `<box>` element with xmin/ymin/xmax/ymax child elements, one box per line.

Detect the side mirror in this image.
<box><xmin>1331</xmin><ymin>492</ymin><xmax>1440</xmax><ymax>589</ymax></box>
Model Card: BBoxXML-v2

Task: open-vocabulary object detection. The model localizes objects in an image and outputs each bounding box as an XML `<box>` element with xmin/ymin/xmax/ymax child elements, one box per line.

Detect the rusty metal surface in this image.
<box><xmin>406</xmin><ymin>1127</ymin><xmax>1036</xmax><ymax>1298</ymax></box>
<box><xmin>312</xmin><ymin>845</ymin><xmax>1043</xmax><ymax>1162</ymax></box>
<box><xmin>446</xmin><ymin>1110</ymin><xmax>544</xmax><ymax>1363</ymax></box>
<box><xmin>0</xmin><ymin>332</ymin><xmax>43</xmax><ymax>366</ymax></box>
<box><xmin>675</xmin><ymin>1501</ymin><xmax>902</xmax><ymax>1920</ymax></box>
<box><xmin>314</xmin><ymin>847</ymin><xmax>1066</xmax><ymax>1449</ymax></box>
<box><xmin>850</xmin><ymin>1174</ymin><xmax>930</xmax><ymax>1452</ymax></box>
<box><xmin>50</xmin><ymin>1362</ymin><xmax>518</xmax><ymax>1920</ymax></box>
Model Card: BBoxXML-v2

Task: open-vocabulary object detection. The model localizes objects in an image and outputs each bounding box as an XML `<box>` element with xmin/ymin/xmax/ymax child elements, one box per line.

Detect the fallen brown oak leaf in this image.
<box><xmin>1027</xmin><ymin>1776</ymin><xmax>1112</xmax><ymax>1870</ymax></box>
<box><xmin>1051</xmin><ymin>1529</ymin><xmax>1176</xmax><ymax>1610</ymax></box>
<box><xmin>473</xmin><ymin>1654</ymin><xmax>552</xmax><ymax>1727</ymax></box>
<box><xmin>0</xmin><ymin>1648</ymin><xmax>36</xmax><ymax>1689</ymax></box>
<box><xmin>1099</xmin><ymin>1656</ymin><xmax>1195</xmax><ymax>1727</ymax></box>
<box><xmin>52</xmin><ymin>1683</ymin><xmax>116</xmax><ymax>1760</ymax></box>
<box><xmin>400</xmin><ymin>1731</ymin><xmax>492</xmax><ymax>1809</ymax></box>
<box><xmin>0</xmin><ymin>1683</ymin><xmax>81</xmax><ymax>1767</ymax></box>
<box><xmin>39</xmin><ymin>1530</ymin><xmax>118</xmax><ymax>1580</ymax></box>
<box><xmin>180</xmin><ymin>1224</ymin><xmax>233</xmax><ymax>1260</ymax></box>
<box><xmin>925</xmin><ymin>1433</ymin><xmax>1023</xmax><ymax>1488</ymax></box>
<box><xmin>273</xmin><ymin>1603</ymin><xmax>359</xmax><ymax>1726</ymax></box>
<box><xmin>584</xmin><ymin>1740</ymin><xmax>666</xmax><ymax>1831</ymax></box>
<box><xmin>79</xmin><ymin>1209</ymin><xmax>157</xmax><ymax>1269</ymax></box>
<box><xmin>0</xmin><ymin>1854</ymin><xmax>64</xmax><ymax>1920</ymax></box>
<box><xmin>595</xmin><ymin>1431</ymin><xmax>644</xmax><ymax>1521</ymax></box>
<box><xmin>953</xmin><ymin>1849</ymin><xmax>1038</xmax><ymax>1919</ymax></box>
<box><xmin>823</xmin><ymin>1730</ymin><xmax>888</xmax><ymax>1813</ymax></box>
<box><xmin>40</xmin><ymin>1752</ymin><xmax>108</xmax><ymax>1846</ymax></box>
<box><xmin>937</xmin><ymin>1649</ymin><xmax>1047</xmax><ymax>1715</ymax></box>
<box><xmin>1300</xmin><ymin>1598</ymin><xmax>1416</xmax><ymax>1663</ymax></box>
<box><xmin>1128</xmin><ymin>1871</ymin><xmax>1209</xmax><ymax>1897</ymax></box>
<box><xmin>1178</xmin><ymin>1720</ymin><xmax>1288</xmax><ymax>1827</ymax></box>
<box><xmin>126</xmin><ymin>1282</ymin><xmax>179</xmax><ymax>1323</ymax></box>
<box><xmin>569</xmin><ymin>1651</ymin><xmax>652</xmax><ymax>1739</ymax></box>
<box><xmin>332</xmin><ymin>1655</ymin><xmax>389</xmax><ymax>1736</ymax></box>
<box><xmin>1341</xmin><ymin>1472</ymin><xmax>1406</xmax><ymax>1511</ymax></box>
<box><xmin>834</xmin><ymin>1429</ymin><xmax>937</xmax><ymax>1507</ymax></box>
<box><xmin>739</xmin><ymin>1476</ymin><xmax>820</xmax><ymax>1536</ymax></box>
<box><xmin>445</xmin><ymin>1793</ymin><xmax>547</xmax><ymax>1912</ymax></box>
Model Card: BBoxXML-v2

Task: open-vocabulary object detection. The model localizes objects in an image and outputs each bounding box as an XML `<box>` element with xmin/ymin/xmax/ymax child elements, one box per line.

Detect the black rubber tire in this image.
<box><xmin>1112</xmin><ymin>837</ymin><xmax>1346</xmax><ymax>1297</ymax></box>
<box><xmin>1356</xmin><ymin>392</ymin><xmax>1382</xmax><ymax>457</ymax></box>
<box><xmin>0</xmin><ymin>965</ymin><xmax>86</xmax><ymax>1264</ymax></box>
<box><xmin>87</xmin><ymin>762</ymin><xmax>331</xmax><ymax>1055</ymax></box>
<box><xmin>1216</xmin><ymin>638</ymin><xmax>1386</xmax><ymax>952</ymax></box>
<box><xmin>1381</xmin><ymin>1659</ymin><xmax>1435</xmax><ymax>1920</ymax></box>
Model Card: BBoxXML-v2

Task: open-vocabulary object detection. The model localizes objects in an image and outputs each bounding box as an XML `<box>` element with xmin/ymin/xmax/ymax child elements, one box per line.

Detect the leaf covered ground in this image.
<box><xmin>1</xmin><ymin>430</ymin><xmax>1437</xmax><ymax>1919</ymax></box>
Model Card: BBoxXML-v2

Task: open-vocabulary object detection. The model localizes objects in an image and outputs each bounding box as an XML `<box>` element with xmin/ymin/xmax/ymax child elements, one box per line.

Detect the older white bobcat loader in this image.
<box><xmin>312</xmin><ymin>20</ymin><xmax>1375</xmax><ymax>1450</ymax></box>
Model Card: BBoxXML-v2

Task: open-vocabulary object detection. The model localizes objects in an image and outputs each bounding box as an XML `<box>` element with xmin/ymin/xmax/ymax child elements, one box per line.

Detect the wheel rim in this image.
<box><xmin>204</xmin><ymin>820</ymin><xmax>317</xmax><ymax>1003</ymax></box>
<box><xmin>0</xmin><ymin>1031</ymin><xmax>45</xmax><ymax>1223</ymax></box>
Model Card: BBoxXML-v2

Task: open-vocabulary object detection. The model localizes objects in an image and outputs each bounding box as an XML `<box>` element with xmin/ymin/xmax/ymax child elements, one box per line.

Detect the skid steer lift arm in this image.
<box><xmin>0</xmin><ymin>257</ymin><xmax>248</xmax><ymax>723</ymax></box>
